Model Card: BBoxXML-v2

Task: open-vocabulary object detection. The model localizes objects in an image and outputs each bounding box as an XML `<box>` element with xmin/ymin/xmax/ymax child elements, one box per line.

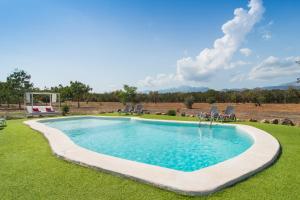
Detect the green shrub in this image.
<box><xmin>61</xmin><ymin>104</ymin><xmax>70</xmax><ymax>116</ymax></box>
<box><xmin>206</xmin><ymin>97</ymin><xmax>216</xmax><ymax>104</ymax></box>
<box><xmin>167</xmin><ymin>110</ymin><xmax>176</xmax><ymax>116</ymax></box>
<box><xmin>184</xmin><ymin>96</ymin><xmax>195</xmax><ymax>109</ymax></box>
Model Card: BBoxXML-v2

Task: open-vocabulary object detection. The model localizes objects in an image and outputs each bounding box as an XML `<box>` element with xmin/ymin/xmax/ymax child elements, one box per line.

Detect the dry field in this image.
<box><xmin>56</xmin><ymin>102</ymin><xmax>300</xmax><ymax>124</ymax></box>
<box><xmin>1</xmin><ymin>102</ymin><xmax>300</xmax><ymax>124</ymax></box>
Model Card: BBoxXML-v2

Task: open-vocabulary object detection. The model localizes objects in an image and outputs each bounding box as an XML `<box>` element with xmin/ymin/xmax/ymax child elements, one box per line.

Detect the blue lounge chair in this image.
<box><xmin>220</xmin><ymin>106</ymin><xmax>236</xmax><ymax>121</ymax></box>
<box><xmin>198</xmin><ymin>106</ymin><xmax>220</xmax><ymax>121</ymax></box>
<box><xmin>120</xmin><ymin>104</ymin><xmax>133</xmax><ymax>114</ymax></box>
<box><xmin>133</xmin><ymin>104</ymin><xmax>144</xmax><ymax>115</ymax></box>
<box><xmin>0</xmin><ymin>117</ymin><xmax>6</xmax><ymax>128</ymax></box>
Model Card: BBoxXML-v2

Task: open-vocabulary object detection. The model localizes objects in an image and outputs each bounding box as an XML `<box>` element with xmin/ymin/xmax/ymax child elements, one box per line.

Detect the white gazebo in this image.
<box><xmin>24</xmin><ymin>92</ymin><xmax>61</xmax><ymax>116</ymax></box>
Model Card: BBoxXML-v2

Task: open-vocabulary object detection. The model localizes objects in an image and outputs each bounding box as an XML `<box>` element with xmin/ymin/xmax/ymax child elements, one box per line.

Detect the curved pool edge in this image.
<box><xmin>23</xmin><ymin>116</ymin><xmax>280</xmax><ymax>196</ymax></box>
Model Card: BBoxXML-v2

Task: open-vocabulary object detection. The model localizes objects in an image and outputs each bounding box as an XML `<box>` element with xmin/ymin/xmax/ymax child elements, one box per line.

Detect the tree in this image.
<box><xmin>230</xmin><ymin>92</ymin><xmax>238</xmax><ymax>103</ymax></box>
<box><xmin>184</xmin><ymin>96</ymin><xmax>195</xmax><ymax>109</ymax></box>
<box><xmin>84</xmin><ymin>92</ymin><xmax>92</xmax><ymax>104</ymax></box>
<box><xmin>6</xmin><ymin>69</ymin><xmax>33</xmax><ymax>109</ymax></box>
<box><xmin>69</xmin><ymin>81</ymin><xmax>92</xmax><ymax>108</ymax></box>
<box><xmin>257</xmin><ymin>95</ymin><xmax>266</xmax><ymax>105</ymax></box>
<box><xmin>149</xmin><ymin>91</ymin><xmax>159</xmax><ymax>103</ymax></box>
<box><xmin>0</xmin><ymin>82</ymin><xmax>9</xmax><ymax>106</ymax></box>
<box><xmin>51</xmin><ymin>84</ymin><xmax>72</xmax><ymax>102</ymax></box>
<box><xmin>206</xmin><ymin>96</ymin><xmax>216</xmax><ymax>104</ymax></box>
<box><xmin>118</xmin><ymin>85</ymin><xmax>138</xmax><ymax>105</ymax></box>
<box><xmin>286</xmin><ymin>87</ymin><xmax>300</xmax><ymax>103</ymax></box>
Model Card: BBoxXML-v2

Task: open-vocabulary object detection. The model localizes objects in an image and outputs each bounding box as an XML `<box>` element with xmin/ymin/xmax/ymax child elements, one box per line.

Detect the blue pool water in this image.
<box><xmin>42</xmin><ymin>117</ymin><xmax>253</xmax><ymax>172</ymax></box>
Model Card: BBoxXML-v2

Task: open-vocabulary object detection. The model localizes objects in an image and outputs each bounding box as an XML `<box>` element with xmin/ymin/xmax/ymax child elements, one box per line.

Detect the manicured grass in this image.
<box><xmin>0</xmin><ymin>115</ymin><xmax>300</xmax><ymax>200</ymax></box>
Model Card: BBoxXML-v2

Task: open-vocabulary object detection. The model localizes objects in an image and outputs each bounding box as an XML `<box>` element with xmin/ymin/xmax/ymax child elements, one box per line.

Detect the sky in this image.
<box><xmin>0</xmin><ymin>0</ymin><xmax>300</xmax><ymax>92</ymax></box>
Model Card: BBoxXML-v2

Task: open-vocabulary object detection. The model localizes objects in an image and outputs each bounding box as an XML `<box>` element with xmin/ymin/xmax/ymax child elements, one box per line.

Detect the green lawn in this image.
<box><xmin>0</xmin><ymin>115</ymin><xmax>300</xmax><ymax>200</ymax></box>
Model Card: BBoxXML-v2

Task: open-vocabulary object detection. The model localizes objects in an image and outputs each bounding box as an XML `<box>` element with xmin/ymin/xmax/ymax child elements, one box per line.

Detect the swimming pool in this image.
<box><xmin>42</xmin><ymin>117</ymin><xmax>253</xmax><ymax>172</ymax></box>
<box><xmin>25</xmin><ymin>116</ymin><xmax>280</xmax><ymax>195</ymax></box>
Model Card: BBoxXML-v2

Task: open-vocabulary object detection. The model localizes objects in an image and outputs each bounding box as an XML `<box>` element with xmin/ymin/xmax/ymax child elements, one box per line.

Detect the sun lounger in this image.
<box><xmin>0</xmin><ymin>117</ymin><xmax>6</xmax><ymax>127</ymax></box>
<box><xmin>120</xmin><ymin>104</ymin><xmax>133</xmax><ymax>114</ymax></box>
<box><xmin>210</xmin><ymin>106</ymin><xmax>220</xmax><ymax>120</ymax></box>
<box><xmin>220</xmin><ymin>106</ymin><xmax>236</xmax><ymax>121</ymax></box>
<box><xmin>26</xmin><ymin>106</ymin><xmax>60</xmax><ymax>117</ymax></box>
<box><xmin>133</xmin><ymin>104</ymin><xmax>144</xmax><ymax>115</ymax></box>
<box><xmin>198</xmin><ymin>106</ymin><xmax>220</xmax><ymax>120</ymax></box>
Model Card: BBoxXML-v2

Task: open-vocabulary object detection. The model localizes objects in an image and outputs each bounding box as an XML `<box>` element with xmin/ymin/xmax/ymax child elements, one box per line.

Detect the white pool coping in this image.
<box><xmin>24</xmin><ymin>116</ymin><xmax>280</xmax><ymax>196</ymax></box>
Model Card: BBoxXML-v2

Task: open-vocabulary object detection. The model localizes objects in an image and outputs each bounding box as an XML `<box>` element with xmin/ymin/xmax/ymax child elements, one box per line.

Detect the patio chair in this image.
<box><xmin>198</xmin><ymin>106</ymin><xmax>220</xmax><ymax>121</ymax></box>
<box><xmin>198</xmin><ymin>109</ymin><xmax>209</xmax><ymax>120</ymax></box>
<box><xmin>120</xmin><ymin>104</ymin><xmax>133</xmax><ymax>114</ymax></box>
<box><xmin>0</xmin><ymin>117</ymin><xmax>7</xmax><ymax>128</ymax></box>
<box><xmin>220</xmin><ymin>106</ymin><xmax>236</xmax><ymax>122</ymax></box>
<box><xmin>210</xmin><ymin>106</ymin><xmax>220</xmax><ymax>120</ymax></box>
<box><xmin>133</xmin><ymin>104</ymin><xmax>144</xmax><ymax>115</ymax></box>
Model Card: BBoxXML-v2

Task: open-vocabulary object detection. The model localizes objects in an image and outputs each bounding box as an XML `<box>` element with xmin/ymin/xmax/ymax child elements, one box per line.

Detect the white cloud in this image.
<box><xmin>138</xmin><ymin>73</ymin><xmax>181</xmax><ymax>88</ymax></box>
<box><xmin>240</xmin><ymin>48</ymin><xmax>252</xmax><ymax>57</ymax></box>
<box><xmin>248</xmin><ymin>56</ymin><xmax>300</xmax><ymax>80</ymax></box>
<box><xmin>225</xmin><ymin>60</ymin><xmax>251</xmax><ymax>69</ymax></box>
<box><xmin>230</xmin><ymin>73</ymin><xmax>247</xmax><ymax>82</ymax></box>
<box><xmin>262</xmin><ymin>32</ymin><xmax>272</xmax><ymax>40</ymax></box>
<box><xmin>259</xmin><ymin>20</ymin><xmax>273</xmax><ymax>40</ymax></box>
<box><xmin>176</xmin><ymin>0</ymin><xmax>264</xmax><ymax>82</ymax></box>
<box><xmin>139</xmin><ymin>0</ymin><xmax>264</xmax><ymax>88</ymax></box>
<box><xmin>183</xmin><ymin>49</ymin><xmax>188</xmax><ymax>56</ymax></box>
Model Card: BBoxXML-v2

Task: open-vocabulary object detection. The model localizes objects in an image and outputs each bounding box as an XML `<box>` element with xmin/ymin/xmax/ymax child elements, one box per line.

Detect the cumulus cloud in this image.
<box><xmin>138</xmin><ymin>73</ymin><xmax>180</xmax><ymax>88</ymax></box>
<box><xmin>230</xmin><ymin>73</ymin><xmax>247</xmax><ymax>82</ymax></box>
<box><xmin>262</xmin><ymin>32</ymin><xmax>272</xmax><ymax>40</ymax></box>
<box><xmin>225</xmin><ymin>60</ymin><xmax>251</xmax><ymax>69</ymax></box>
<box><xmin>248</xmin><ymin>56</ymin><xmax>300</xmax><ymax>80</ymax></box>
<box><xmin>139</xmin><ymin>0</ymin><xmax>264</xmax><ymax>88</ymax></box>
<box><xmin>176</xmin><ymin>0</ymin><xmax>264</xmax><ymax>82</ymax></box>
<box><xmin>240</xmin><ymin>48</ymin><xmax>252</xmax><ymax>56</ymax></box>
<box><xmin>259</xmin><ymin>20</ymin><xmax>273</xmax><ymax>40</ymax></box>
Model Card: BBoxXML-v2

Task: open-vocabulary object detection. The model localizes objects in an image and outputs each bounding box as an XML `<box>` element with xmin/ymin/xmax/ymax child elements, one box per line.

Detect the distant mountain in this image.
<box><xmin>280</xmin><ymin>81</ymin><xmax>300</xmax><ymax>87</ymax></box>
<box><xmin>261</xmin><ymin>81</ymin><xmax>300</xmax><ymax>90</ymax></box>
<box><xmin>144</xmin><ymin>85</ymin><xmax>210</xmax><ymax>93</ymax></box>
<box><xmin>143</xmin><ymin>82</ymin><xmax>300</xmax><ymax>94</ymax></box>
<box><xmin>224</xmin><ymin>82</ymin><xmax>300</xmax><ymax>91</ymax></box>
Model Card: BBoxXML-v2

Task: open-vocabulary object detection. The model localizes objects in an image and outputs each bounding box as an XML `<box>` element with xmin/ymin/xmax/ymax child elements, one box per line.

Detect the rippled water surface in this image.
<box><xmin>42</xmin><ymin>117</ymin><xmax>253</xmax><ymax>172</ymax></box>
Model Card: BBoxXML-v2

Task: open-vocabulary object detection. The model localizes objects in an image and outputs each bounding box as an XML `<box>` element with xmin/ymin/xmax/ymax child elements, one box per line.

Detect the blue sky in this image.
<box><xmin>0</xmin><ymin>0</ymin><xmax>300</xmax><ymax>92</ymax></box>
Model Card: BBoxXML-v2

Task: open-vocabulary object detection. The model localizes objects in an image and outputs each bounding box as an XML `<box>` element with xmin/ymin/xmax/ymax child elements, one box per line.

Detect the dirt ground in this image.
<box><xmin>1</xmin><ymin>102</ymin><xmax>300</xmax><ymax>124</ymax></box>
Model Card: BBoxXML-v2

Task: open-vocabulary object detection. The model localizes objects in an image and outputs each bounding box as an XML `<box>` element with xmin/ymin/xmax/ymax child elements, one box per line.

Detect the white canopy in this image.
<box><xmin>24</xmin><ymin>92</ymin><xmax>60</xmax><ymax>107</ymax></box>
<box><xmin>24</xmin><ymin>92</ymin><xmax>61</xmax><ymax>116</ymax></box>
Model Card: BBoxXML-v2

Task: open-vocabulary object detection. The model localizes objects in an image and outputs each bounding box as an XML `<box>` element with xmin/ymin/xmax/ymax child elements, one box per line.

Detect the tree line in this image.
<box><xmin>56</xmin><ymin>83</ymin><xmax>300</xmax><ymax>105</ymax></box>
<box><xmin>89</xmin><ymin>87</ymin><xmax>300</xmax><ymax>104</ymax></box>
<box><xmin>1</xmin><ymin>69</ymin><xmax>300</xmax><ymax>109</ymax></box>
